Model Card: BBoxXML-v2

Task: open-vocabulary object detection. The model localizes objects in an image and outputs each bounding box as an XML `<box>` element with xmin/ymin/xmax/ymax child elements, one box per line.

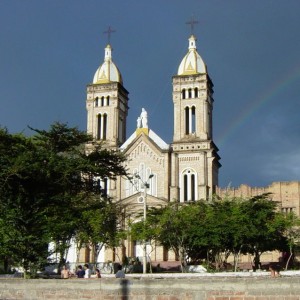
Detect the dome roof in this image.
<box><xmin>177</xmin><ymin>35</ymin><xmax>206</xmax><ymax>75</ymax></box>
<box><xmin>93</xmin><ymin>44</ymin><xmax>123</xmax><ymax>84</ymax></box>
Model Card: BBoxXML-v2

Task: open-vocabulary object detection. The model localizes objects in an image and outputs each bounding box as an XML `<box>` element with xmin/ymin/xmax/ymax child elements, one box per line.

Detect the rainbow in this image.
<box><xmin>216</xmin><ymin>61</ymin><xmax>300</xmax><ymax>147</ymax></box>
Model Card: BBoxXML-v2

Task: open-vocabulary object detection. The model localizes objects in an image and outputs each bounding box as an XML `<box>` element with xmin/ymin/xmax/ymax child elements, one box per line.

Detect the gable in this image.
<box><xmin>118</xmin><ymin>192</ymin><xmax>168</xmax><ymax>217</ymax></box>
<box><xmin>124</xmin><ymin>138</ymin><xmax>167</xmax><ymax>170</ymax></box>
<box><xmin>122</xmin><ymin>132</ymin><xmax>169</xmax><ymax>166</ymax></box>
<box><xmin>121</xmin><ymin>129</ymin><xmax>169</xmax><ymax>152</ymax></box>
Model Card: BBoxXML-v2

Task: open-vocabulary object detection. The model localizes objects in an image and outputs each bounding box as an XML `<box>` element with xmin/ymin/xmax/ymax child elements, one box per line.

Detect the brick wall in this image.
<box><xmin>1</xmin><ymin>276</ymin><xmax>300</xmax><ymax>300</ymax></box>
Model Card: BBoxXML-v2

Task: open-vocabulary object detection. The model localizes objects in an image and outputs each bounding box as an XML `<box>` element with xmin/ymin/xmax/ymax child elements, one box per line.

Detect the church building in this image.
<box><xmin>84</xmin><ymin>33</ymin><xmax>221</xmax><ymax>263</ymax></box>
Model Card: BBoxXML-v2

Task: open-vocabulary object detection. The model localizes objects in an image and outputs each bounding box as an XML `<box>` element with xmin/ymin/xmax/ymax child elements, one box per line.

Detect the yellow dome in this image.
<box><xmin>178</xmin><ymin>35</ymin><xmax>206</xmax><ymax>75</ymax></box>
<box><xmin>93</xmin><ymin>44</ymin><xmax>123</xmax><ymax>84</ymax></box>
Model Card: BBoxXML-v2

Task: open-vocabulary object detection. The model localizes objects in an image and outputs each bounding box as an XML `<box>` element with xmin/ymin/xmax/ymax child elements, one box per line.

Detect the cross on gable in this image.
<box><xmin>103</xmin><ymin>26</ymin><xmax>116</xmax><ymax>44</ymax></box>
<box><xmin>186</xmin><ymin>16</ymin><xmax>199</xmax><ymax>34</ymax></box>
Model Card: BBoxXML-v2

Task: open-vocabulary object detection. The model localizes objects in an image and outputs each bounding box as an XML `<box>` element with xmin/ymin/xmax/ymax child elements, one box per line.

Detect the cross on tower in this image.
<box><xmin>103</xmin><ymin>26</ymin><xmax>116</xmax><ymax>44</ymax></box>
<box><xmin>186</xmin><ymin>16</ymin><xmax>199</xmax><ymax>34</ymax></box>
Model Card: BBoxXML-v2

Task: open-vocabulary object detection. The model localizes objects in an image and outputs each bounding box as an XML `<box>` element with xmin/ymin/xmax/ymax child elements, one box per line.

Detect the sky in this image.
<box><xmin>0</xmin><ymin>0</ymin><xmax>300</xmax><ymax>188</ymax></box>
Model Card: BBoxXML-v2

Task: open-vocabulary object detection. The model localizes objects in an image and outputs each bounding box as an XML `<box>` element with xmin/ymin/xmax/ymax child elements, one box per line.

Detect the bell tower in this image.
<box><xmin>86</xmin><ymin>40</ymin><xmax>129</xmax><ymax>150</ymax></box>
<box><xmin>173</xmin><ymin>35</ymin><xmax>213</xmax><ymax>142</ymax></box>
<box><xmin>170</xmin><ymin>34</ymin><xmax>221</xmax><ymax>201</ymax></box>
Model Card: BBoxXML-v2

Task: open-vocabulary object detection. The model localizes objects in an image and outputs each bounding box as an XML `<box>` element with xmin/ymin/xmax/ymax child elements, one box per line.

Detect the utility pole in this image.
<box><xmin>135</xmin><ymin>173</ymin><xmax>154</xmax><ymax>274</ymax></box>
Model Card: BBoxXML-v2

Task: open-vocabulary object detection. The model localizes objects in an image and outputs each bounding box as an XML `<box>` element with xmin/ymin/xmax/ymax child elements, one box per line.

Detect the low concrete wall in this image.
<box><xmin>1</xmin><ymin>275</ymin><xmax>300</xmax><ymax>300</ymax></box>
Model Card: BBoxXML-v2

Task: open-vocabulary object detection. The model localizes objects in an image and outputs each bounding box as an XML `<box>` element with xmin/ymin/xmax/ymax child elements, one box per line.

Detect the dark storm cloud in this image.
<box><xmin>0</xmin><ymin>0</ymin><xmax>299</xmax><ymax>187</ymax></box>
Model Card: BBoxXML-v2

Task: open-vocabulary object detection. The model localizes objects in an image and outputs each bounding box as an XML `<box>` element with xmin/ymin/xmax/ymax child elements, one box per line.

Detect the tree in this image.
<box><xmin>76</xmin><ymin>198</ymin><xmax>124</xmax><ymax>266</ymax></box>
<box><xmin>128</xmin><ymin>207</ymin><xmax>162</xmax><ymax>272</ymax></box>
<box><xmin>151</xmin><ymin>200</ymin><xmax>242</xmax><ymax>271</ymax></box>
<box><xmin>150</xmin><ymin>202</ymin><xmax>210</xmax><ymax>272</ymax></box>
<box><xmin>224</xmin><ymin>198</ymin><xmax>253</xmax><ymax>271</ymax></box>
<box><xmin>131</xmin><ymin>194</ymin><xmax>291</xmax><ymax>273</ymax></box>
<box><xmin>281</xmin><ymin>212</ymin><xmax>300</xmax><ymax>270</ymax></box>
<box><xmin>239</xmin><ymin>194</ymin><xmax>289</xmax><ymax>270</ymax></box>
<box><xmin>0</xmin><ymin>123</ymin><xmax>127</xmax><ymax>277</ymax></box>
<box><xmin>0</xmin><ymin>128</ymin><xmax>51</xmax><ymax>275</ymax></box>
<box><xmin>203</xmin><ymin>199</ymin><xmax>240</xmax><ymax>270</ymax></box>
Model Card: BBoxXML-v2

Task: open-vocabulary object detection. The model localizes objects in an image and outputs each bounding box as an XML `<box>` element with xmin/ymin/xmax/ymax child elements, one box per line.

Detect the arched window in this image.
<box><xmin>107</xmin><ymin>96</ymin><xmax>110</xmax><ymax>106</ymax></box>
<box><xmin>191</xmin><ymin>106</ymin><xmax>196</xmax><ymax>133</ymax></box>
<box><xmin>182</xmin><ymin>89</ymin><xmax>186</xmax><ymax>99</ymax></box>
<box><xmin>94</xmin><ymin>176</ymin><xmax>109</xmax><ymax>196</ymax></box>
<box><xmin>138</xmin><ymin>163</ymin><xmax>145</xmax><ymax>190</ymax></box>
<box><xmin>188</xmin><ymin>88</ymin><xmax>192</xmax><ymax>98</ymax></box>
<box><xmin>191</xmin><ymin>174</ymin><xmax>195</xmax><ymax>201</ymax></box>
<box><xmin>97</xmin><ymin>114</ymin><xmax>101</xmax><ymax>140</ymax></box>
<box><xmin>95</xmin><ymin>97</ymin><xmax>99</xmax><ymax>107</ymax></box>
<box><xmin>194</xmin><ymin>88</ymin><xmax>198</xmax><ymax>98</ymax></box>
<box><xmin>118</xmin><ymin>117</ymin><xmax>124</xmax><ymax>143</ymax></box>
<box><xmin>101</xmin><ymin>96</ymin><xmax>104</xmax><ymax>106</ymax></box>
<box><xmin>102</xmin><ymin>113</ymin><xmax>107</xmax><ymax>140</ymax></box>
<box><xmin>97</xmin><ymin>113</ymin><xmax>108</xmax><ymax>140</ymax></box>
<box><xmin>126</xmin><ymin>165</ymin><xmax>157</xmax><ymax>197</ymax></box>
<box><xmin>102</xmin><ymin>178</ymin><xmax>108</xmax><ymax>195</ymax></box>
<box><xmin>181</xmin><ymin>169</ymin><xmax>197</xmax><ymax>202</ymax></box>
<box><xmin>185</xmin><ymin>106</ymin><xmax>196</xmax><ymax>135</ymax></box>
<box><xmin>185</xmin><ymin>107</ymin><xmax>189</xmax><ymax>135</ymax></box>
<box><xmin>183</xmin><ymin>174</ymin><xmax>188</xmax><ymax>201</ymax></box>
<box><xmin>146</xmin><ymin>167</ymin><xmax>157</xmax><ymax>196</ymax></box>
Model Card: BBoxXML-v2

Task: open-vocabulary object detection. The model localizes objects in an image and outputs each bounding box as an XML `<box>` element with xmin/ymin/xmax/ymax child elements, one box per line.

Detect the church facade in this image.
<box><xmin>60</xmin><ymin>33</ymin><xmax>300</xmax><ymax>268</ymax></box>
<box><xmin>84</xmin><ymin>34</ymin><xmax>221</xmax><ymax>262</ymax></box>
<box><xmin>80</xmin><ymin>33</ymin><xmax>300</xmax><ymax>267</ymax></box>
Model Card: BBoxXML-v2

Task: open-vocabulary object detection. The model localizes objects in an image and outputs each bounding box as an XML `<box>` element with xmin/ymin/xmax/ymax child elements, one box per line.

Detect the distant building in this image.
<box><xmin>217</xmin><ymin>181</ymin><xmax>300</xmax><ymax>215</ymax></box>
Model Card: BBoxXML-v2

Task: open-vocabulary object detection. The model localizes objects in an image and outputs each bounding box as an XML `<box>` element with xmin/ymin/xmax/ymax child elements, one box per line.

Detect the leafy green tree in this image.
<box><xmin>128</xmin><ymin>207</ymin><xmax>162</xmax><ymax>272</ymax></box>
<box><xmin>239</xmin><ymin>194</ymin><xmax>288</xmax><ymax>270</ymax></box>
<box><xmin>150</xmin><ymin>200</ymin><xmax>239</xmax><ymax>271</ymax></box>
<box><xmin>0</xmin><ymin>128</ymin><xmax>51</xmax><ymax>276</ymax></box>
<box><xmin>76</xmin><ymin>198</ymin><xmax>125</xmax><ymax>265</ymax></box>
<box><xmin>132</xmin><ymin>194</ymin><xmax>291</xmax><ymax>273</ymax></box>
<box><xmin>180</xmin><ymin>201</ymin><xmax>210</xmax><ymax>265</ymax></box>
<box><xmin>203</xmin><ymin>200</ymin><xmax>237</xmax><ymax>270</ymax></box>
<box><xmin>224</xmin><ymin>199</ymin><xmax>253</xmax><ymax>271</ymax></box>
<box><xmin>149</xmin><ymin>202</ymin><xmax>210</xmax><ymax>272</ymax></box>
<box><xmin>0</xmin><ymin>123</ymin><xmax>127</xmax><ymax>277</ymax></box>
<box><xmin>280</xmin><ymin>212</ymin><xmax>300</xmax><ymax>270</ymax></box>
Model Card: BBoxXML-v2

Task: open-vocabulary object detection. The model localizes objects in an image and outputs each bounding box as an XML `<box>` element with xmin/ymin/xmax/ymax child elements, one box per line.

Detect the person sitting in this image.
<box><xmin>76</xmin><ymin>265</ymin><xmax>85</xmax><ymax>278</ymax></box>
<box><xmin>61</xmin><ymin>265</ymin><xmax>70</xmax><ymax>279</ymax></box>
<box><xmin>95</xmin><ymin>268</ymin><xmax>101</xmax><ymax>278</ymax></box>
<box><xmin>115</xmin><ymin>265</ymin><xmax>125</xmax><ymax>278</ymax></box>
<box><xmin>84</xmin><ymin>264</ymin><xmax>91</xmax><ymax>278</ymax></box>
